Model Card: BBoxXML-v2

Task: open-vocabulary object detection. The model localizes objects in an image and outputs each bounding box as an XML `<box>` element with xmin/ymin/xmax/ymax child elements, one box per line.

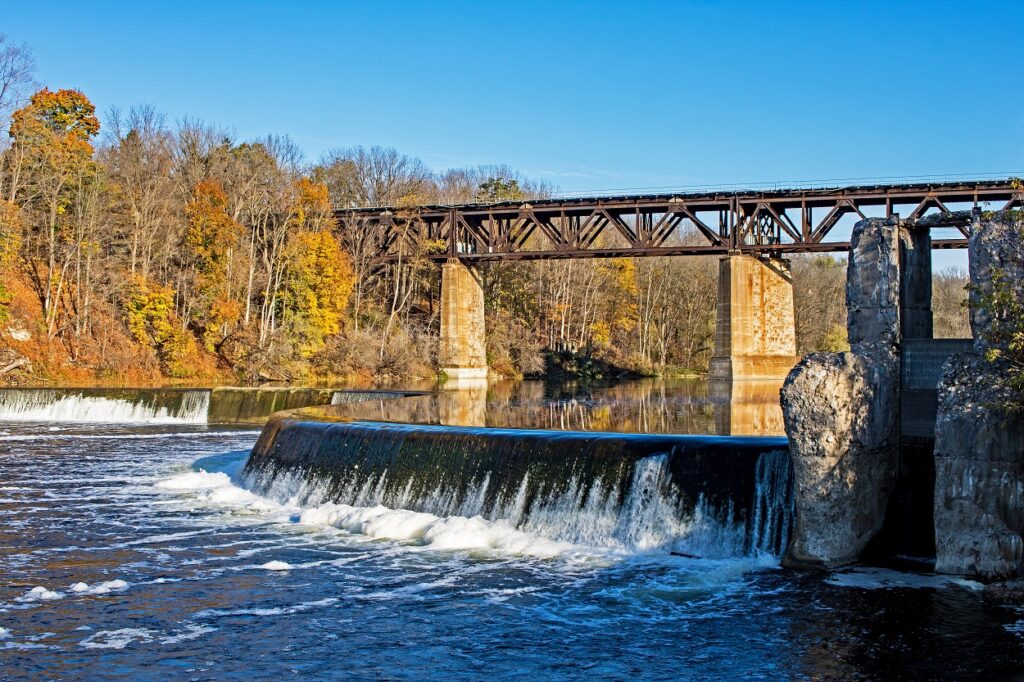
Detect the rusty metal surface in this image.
<box><xmin>337</xmin><ymin>179</ymin><xmax>1023</xmax><ymax>261</ymax></box>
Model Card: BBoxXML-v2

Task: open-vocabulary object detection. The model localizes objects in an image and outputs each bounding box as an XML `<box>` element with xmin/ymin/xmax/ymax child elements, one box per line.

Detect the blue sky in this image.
<box><xmin>6</xmin><ymin>0</ymin><xmax>1022</xmax><ymax>197</ymax></box>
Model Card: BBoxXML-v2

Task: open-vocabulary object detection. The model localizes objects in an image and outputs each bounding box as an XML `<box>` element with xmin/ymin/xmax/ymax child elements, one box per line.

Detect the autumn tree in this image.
<box><xmin>123</xmin><ymin>275</ymin><xmax>199</xmax><ymax>378</ymax></box>
<box><xmin>183</xmin><ymin>179</ymin><xmax>242</xmax><ymax>351</ymax></box>
<box><xmin>0</xmin><ymin>199</ymin><xmax>20</xmax><ymax>321</ymax></box>
<box><xmin>9</xmin><ymin>88</ymin><xmax>102</xmax><ymax>340</ymax></box>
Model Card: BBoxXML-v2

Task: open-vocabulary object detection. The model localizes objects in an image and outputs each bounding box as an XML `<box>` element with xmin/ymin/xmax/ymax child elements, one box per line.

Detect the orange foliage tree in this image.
<box><xmin>8</xmin><ymin>88</ymin><xmax>100</xmax><ymax>339</ymax></box>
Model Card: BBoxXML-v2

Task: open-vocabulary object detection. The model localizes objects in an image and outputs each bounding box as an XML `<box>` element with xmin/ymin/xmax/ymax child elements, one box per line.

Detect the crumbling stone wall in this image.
<box><xmin>934</xmin><ymin>212</ymin><xmax>1024</xmax><ymax>579</ymax></box>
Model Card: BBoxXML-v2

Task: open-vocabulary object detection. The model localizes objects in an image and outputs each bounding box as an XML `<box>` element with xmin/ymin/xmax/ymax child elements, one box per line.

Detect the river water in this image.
<box><xmin>2</xmin><ymin>383</ymin><xmax>1024</xmax><ymax>680</ymax></box>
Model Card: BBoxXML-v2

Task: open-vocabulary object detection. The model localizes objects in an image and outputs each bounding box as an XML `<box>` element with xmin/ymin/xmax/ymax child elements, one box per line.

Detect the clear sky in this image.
<box><xmin>6</xmin><ymin>0</ymin><xmax>1023</xmax><ymax>196</ymax></box>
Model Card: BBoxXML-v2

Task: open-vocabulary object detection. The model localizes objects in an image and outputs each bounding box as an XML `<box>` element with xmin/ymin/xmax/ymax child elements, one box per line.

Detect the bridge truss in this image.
<box><xmin>337</xmin><ymin>179</ymin><xmax>1023</xmax><ymax>262</ymax></box>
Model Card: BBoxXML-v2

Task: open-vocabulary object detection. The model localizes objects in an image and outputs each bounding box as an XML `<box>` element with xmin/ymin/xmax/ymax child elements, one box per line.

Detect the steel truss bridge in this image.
<box><xmin>337</xmin><ymin>179</ymin><xmax>1023</xmax><ymax>262</ymax></box>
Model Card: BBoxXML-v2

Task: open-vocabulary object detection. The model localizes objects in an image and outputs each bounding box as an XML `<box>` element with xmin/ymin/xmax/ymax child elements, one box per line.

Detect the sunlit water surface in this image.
<box><xmin>2</xmin><ymin>400</ymin><xmax>1024</xmax><ymax>679</ymax></box>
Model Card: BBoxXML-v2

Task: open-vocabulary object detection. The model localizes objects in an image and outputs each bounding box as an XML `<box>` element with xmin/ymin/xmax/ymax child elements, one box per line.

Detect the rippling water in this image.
<box><xmin>3</xmin><ymin>422</ymin><xmax>1024</xmax><ymax>680</ymax></box>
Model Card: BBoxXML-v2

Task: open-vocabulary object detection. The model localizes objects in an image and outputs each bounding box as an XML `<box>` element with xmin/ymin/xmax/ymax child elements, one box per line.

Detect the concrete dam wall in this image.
<box><xmin>243</xmin><ymin>410</ymin><xmax>794</xmax><ymax>557</ymax></box>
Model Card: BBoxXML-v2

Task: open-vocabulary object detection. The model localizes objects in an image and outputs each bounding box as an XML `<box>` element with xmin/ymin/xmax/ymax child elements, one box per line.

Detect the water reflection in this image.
<box><xmin>332</xmin><ymin>377</ymin><xmax>786</xmax><ymax>436</ymax></box>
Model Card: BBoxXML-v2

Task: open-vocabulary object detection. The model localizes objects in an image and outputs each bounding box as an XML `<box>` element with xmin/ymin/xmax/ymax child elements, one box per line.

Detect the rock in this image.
<box><xmin>968</xmin><ymin>212</ymin><xmax>1024</xmax><ymax>354</ymax></box>
<box><xmin>846</xmin><ymin>218</ymin><xmax>900</xmax><ymax>345</ymax></box>
<box><xmin>933</xmin><ymin>356</ymin><xmax>1024</xmax><ymax>580</ymax></box>
<box><xmin>983</xmin><ymin>578</ymin><xmax>1024</xmax><ymax>605</ymax></box>
<box><xmin>780</xmin><ymin>216</ymin><xmax>906</xmax><ymax>568</ymax></box>
<box><xmin>933</xmin><ymin>212</ymin><xmax>1024</xmax><ymax>580</ymax></box>
<box><xmin>7</xmin><ymin>326</ymin><xmax>30</xmax><ymax>342</ymax></box>
<box><xmin>781</xmin><ymin>343</ymin><xmax>899</xmax><ymax>567</ymax></box>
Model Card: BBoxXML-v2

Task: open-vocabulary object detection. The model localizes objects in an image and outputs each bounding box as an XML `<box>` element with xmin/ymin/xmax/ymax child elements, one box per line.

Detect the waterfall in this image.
<box><xmin>244</xmin><ymin>420</ymin><xmax>795</xmax><ymax>557</ymax></box>
<box><xmin>0</xmin><ymin>389</ymin><xmax>211</xmax><ymax>424</ymax></box>
<box><xmin>749</xmin><ymin>449</ymin><xmax>793</xmax><ymax>555</ymax></box>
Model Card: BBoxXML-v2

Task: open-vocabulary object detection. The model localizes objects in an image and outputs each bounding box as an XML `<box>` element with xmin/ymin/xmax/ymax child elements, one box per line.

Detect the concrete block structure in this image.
<box><xmin>709</xmin><ymin>254</ymin><xmax>799</xmax><ymax>382</ymax></box>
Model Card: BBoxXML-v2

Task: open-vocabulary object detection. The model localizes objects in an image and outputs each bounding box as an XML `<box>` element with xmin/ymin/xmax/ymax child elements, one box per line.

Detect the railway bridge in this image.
<box><xmin>337</xmin><ymin>179</ymin><xmax>1023</xmax><ymax>381</ymax></box>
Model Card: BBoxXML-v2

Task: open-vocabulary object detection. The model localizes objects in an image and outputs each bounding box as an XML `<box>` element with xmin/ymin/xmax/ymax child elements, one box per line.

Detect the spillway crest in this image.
<box><xmin>244</xmin><ymin>418</ymin><xmax>793</xmax><ymax>557</ymax></box>
<box><xmin>0</xmin><ymin>388</ymin><xmax>211</xmax><ymax>423</ymax></box>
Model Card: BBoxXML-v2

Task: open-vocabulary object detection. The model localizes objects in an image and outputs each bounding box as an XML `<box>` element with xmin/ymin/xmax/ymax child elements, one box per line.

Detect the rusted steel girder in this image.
<box><xmin>336</xmin><ymin>179</ymin><xmax>1023</xmax><ymax>262</ymax></box>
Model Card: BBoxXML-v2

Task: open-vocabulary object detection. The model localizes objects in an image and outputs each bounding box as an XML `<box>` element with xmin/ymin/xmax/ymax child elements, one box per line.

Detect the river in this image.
<box><xmin>1</xmin><ymin>381</ymin><xmax>1023</xmax><ymax>680</ymax></box>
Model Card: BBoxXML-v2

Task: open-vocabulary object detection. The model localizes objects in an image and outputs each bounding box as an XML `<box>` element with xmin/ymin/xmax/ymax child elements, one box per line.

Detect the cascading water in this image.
<box><xmin>0</xmin><ymin>389</ymin><xmax>211</xmax><ymax>423</ymax></box>
<box><xmin>243</xmin><ymin>419</ymin><xmax>794</xmax><ymax>557</ymax></box>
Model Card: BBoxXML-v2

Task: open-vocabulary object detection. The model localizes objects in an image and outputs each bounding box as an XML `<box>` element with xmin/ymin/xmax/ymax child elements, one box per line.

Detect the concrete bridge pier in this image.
<box><xmin>709</xmin><ymin>253</ymin><xmax>799</xmax><ymax>382</ymax></box>
<box><xmin>439</xmin><ymin>259</ymin><xmax>488</xmax><ymax>381</ymax></box>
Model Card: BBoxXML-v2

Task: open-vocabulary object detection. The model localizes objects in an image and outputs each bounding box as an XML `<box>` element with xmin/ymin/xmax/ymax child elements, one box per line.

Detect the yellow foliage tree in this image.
<box><xmin>284</xmin><ymin>228</ymin><xmax>355</xmax><ymax>357</ymax></box>
<box><xmin>184</xmin><ymin>179</ymin><xmax>242</xmax><ymax>351</ymax></box>
<box><xmin>123</xmin><ymin>275</ymin><xmax>200</xmax><ymax>378</ymax></box>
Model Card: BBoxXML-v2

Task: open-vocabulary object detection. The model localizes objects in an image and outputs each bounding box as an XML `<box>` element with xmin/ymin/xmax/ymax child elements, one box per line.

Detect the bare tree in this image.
<box><xmin>933</xmin><ymin>267</ymin><xmax>971</xmax><ymax>338</ymax></box>
<box><xmin>0</xmin><ymin>34</ymin><xmax>36</xmax><ymax>121</ymax></box>
<box><xmin>101</xmin><ymin>105</ymin><xmax>178</xmax><ymax>280</ymax></box>
<box><xmin>316</xmin><ymin>146</ymin><xmax>432</xmax><ymax>207</ymax></box>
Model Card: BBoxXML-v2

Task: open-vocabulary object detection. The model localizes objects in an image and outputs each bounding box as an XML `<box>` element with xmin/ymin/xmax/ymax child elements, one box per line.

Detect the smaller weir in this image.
<box><xmin>244</xmin><ymin>417</ymin><xmax>793</xmax><ymax>557</ymax></box>
<box><xmin>0</xmin><ymin>387</ymin><xmax>404</xmax><ymax>424</ymax></box>
<box><xmin>0</xmin><ymin>388</ymin><xmax>210</xmax><ymax>424</ymax></box>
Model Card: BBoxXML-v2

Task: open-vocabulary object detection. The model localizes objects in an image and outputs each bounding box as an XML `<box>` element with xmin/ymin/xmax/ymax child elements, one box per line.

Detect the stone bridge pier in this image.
<box><xmin>439</xmin><ymin>259</ymin><xmax>488</xmax><ymax>381</ymax></box>
<box><xmin>709</xmin><ymin>253</ymin><xmax>799</xmax><ymax>382</ymax></box>
<box><xmin>438</xmin><ymin>253</ymin><xmax>801</xmax><ymax>384</ymax></box>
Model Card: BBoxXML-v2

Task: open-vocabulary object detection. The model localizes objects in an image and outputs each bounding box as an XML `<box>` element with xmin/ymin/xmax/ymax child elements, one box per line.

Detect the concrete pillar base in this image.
<box><xmin>709</xmin><ymin>254</ymin><xmax>799</xmax><ymax>382</ymax></box>
<box><xmin>708</xmin><ymin>355</ymin><xmax>801</xmax><ymax>382</ymax></box>
<box><xmin>440</xmin><ymin>367</ymin><xmax>490</xmax><ymax>381</ymax></box>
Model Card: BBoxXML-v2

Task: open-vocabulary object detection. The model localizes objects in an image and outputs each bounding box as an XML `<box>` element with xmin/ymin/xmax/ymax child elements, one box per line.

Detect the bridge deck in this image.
<box><xmin>337</xmin><ymin>178</ymin><xmax>1022</xmax><ymax>261</ymax></box>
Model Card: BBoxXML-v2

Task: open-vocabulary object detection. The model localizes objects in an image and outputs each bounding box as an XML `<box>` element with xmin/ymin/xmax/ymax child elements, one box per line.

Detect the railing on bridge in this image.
<box><xmin>336</xmin><ymin>178</ymin><xmax>1023</xmax><ymax>262</ymax></box>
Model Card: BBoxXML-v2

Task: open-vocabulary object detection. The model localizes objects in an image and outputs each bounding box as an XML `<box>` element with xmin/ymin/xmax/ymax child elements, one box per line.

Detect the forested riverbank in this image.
<box><xmin>0</xmin><ymin>36</ymin><xmax>971</xmax><ymax>387</ymax></box>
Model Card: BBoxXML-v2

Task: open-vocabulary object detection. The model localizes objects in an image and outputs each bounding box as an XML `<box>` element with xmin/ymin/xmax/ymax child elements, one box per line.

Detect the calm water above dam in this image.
<box><xmin>2</xmin><ymin>382</ymin><xmax>1024</xmax><ymax>680</ymax></box>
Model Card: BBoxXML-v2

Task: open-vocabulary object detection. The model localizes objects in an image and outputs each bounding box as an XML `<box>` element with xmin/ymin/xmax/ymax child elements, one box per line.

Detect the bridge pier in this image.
<box><xmin>439</xmin><ymin>259</ymin><xmax>488</xmax><ymax>381</ymax></box>
<box><xmin>709</xmin><ymin>253</ymin><xmax>799</xmax><ymax>382</ymax></box>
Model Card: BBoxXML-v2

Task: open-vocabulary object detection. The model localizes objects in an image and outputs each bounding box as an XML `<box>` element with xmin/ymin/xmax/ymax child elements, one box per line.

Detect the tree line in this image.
<box><xmin>0</xmin><ymin>36</ymin><xmax>969</xmax><ymax>385</ymax></box>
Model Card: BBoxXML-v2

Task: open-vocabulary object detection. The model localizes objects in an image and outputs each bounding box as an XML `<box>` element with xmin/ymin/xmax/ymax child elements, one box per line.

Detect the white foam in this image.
<box><xmin>156</xmin><ymin>469</ymin><xmax>278</xmax><ymax>511</ymax></box>
<box><xmin>156</xmin><ymin>470</ymin><xmax>233</xmax><ymax>491</ymax></box>
<box><xmin>160</xmin><ymin>624</ymin><xmax>217</xmax><ymax>644</ymax></box>
<box><xmin>79</xmin><ymin>628</ymin><xmax>154</xmax><ymax>649</ymax></box>
<box><xmin>258</xmin><ymin>561</ymin><xmax>292</xmax><ymax>571</ymax></box>
<box><xmin>196</xmin><ymin>597</ymin><xmax>338</xmax><ymax>618</ymax></box>
<box><xmin>0</xmin><ymin>627</ymin><xmax>9</xmax><ymax>639</ymax></box>
<box><xmin>17</xmin><ymin>586</ymin><xmax>64</xmax><ymax>602</ymax></box>
<box><xmin>69</xmin><ymin>580</ymin><xmax>129</xmax><ymax>596</ymax></box>
<box><xmin>299</xmin><ymin>503</ymin><xmax>578</xmax><ymax>559</ymax></box>
<box><xmin>0</xmin><ymin>390</ymin><xmax>209</xmax><ymax>424</ymax></box>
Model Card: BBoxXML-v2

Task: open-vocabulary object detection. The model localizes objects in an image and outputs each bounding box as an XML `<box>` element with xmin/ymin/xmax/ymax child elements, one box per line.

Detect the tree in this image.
<box><xmin>0</xmin><ymin>199</ymin><xmax>20</xmax><ymax>322</ymax></box>
<box><xmin>933</xmin><ymin>268</ymin><xmax>971</xmax><ymax>338</ymax></box>
<box><xmin>102</xmin><ymin>105</ymin><xmax>178</xmax><ymax>280</ymax></box>
<box><xmin>0</xmin><ymin>35</ymin><xmax>36</xmax><ymax>122</ymax></box>
<box><xmin>284</xmin><ymin>228</ymin><xmax>354</xmax><ymax>357</ymax></box>
<box><xmin>183</xmin><ymin>179</ymin><xmax>242</xmax><ymax>351</ymax></box>
<box><xmin>8</xmin><ymin>88</ymin><xmax>101</xmax><ymax>340</ymax></box>
<box><xmin>975</xmin><ymin>268</ymin><xmax>1024</xmax><ymax>412</ymax></box>
<box><xmin>123</xmin><ymin>275</ymin><xmax>199</xmax><ymax>378</ymax></box>
<box><xmin>792</xmin><ymin>255</ymin><xmax>847</xmax><ymax>353</ymax></box>
<box><xmin>477</xmin><ymin>177</ymin><xmax>523</xmax><ymax>203</ymax></box>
